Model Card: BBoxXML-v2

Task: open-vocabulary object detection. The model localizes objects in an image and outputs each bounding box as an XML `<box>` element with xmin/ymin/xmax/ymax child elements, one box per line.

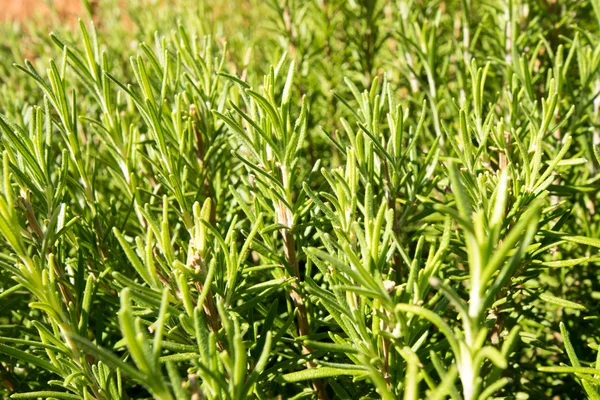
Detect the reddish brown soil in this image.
<box><xmin>1</xmin><ymin>0</ymin><xmax>83</xmax><ymax>21</ymax></box>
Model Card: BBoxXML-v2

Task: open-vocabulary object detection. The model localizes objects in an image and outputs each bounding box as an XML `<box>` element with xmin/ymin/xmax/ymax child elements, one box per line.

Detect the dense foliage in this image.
<box><xmin>0</xmin><ymin>0</ymin><xmax>600</xmax><ymax>398</ymax></box>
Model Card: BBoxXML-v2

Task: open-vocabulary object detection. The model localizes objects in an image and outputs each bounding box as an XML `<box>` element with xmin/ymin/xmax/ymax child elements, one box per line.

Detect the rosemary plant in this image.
<box><xmin>0</xmin><ymin>0</ymin><xmax>599</xmax><ymax>399</ymax></box>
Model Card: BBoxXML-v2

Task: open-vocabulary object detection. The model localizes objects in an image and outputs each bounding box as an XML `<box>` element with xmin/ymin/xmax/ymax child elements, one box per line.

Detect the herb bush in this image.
<box><xmin>0</xmin><ymin>0</ymin><xmax>599</xmax><ymax>399</ymax></box>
